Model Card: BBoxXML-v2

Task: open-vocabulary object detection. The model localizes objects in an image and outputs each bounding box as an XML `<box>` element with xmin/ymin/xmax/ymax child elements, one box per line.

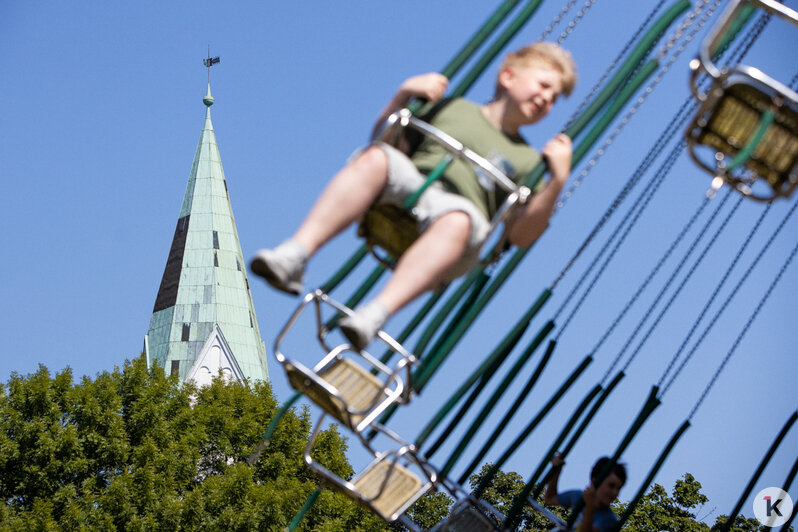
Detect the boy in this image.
<box><xmin>251</xmin><ymin>42</ymin><xmax>576</xmax><ymax>350</ymax></box>
<box><xmin>544</xmin><ymin>454</ymin><xmax>626</xmax><ymax>532</ymax></box>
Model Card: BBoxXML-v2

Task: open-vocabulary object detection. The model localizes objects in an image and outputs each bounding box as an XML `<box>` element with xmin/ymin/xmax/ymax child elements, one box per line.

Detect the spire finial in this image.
<box><xmin>202</xmin><ymin>47</ymin><xmax>220</xmax><ymax>107</ymax></box>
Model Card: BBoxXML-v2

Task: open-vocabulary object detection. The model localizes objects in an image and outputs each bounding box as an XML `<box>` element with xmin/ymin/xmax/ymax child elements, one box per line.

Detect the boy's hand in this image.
<box><xmin>398</xmin><ymin>73</ymin><xmax>449</xmax><ymax>102</ymax></box>
<box><xmin>582</xmin><ymin>485</ymin><xmax>599</xmax><ymax>509</ymax></box>
<box><xmin>542</xmin><ymin>133</ymin><xmax>572</xmax><ymax>183</ymax></box>
<box><xmin>551</xmin><ymin>453</ymin><xmax>566</xmax><ymax>468</ymax></box>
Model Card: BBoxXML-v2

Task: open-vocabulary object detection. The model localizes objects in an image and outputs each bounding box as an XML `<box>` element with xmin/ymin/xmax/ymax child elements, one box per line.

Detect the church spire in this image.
<box><xmin>145</xmin><ymin>75</ymin><xmax>269</xmax><ymax>385</ymax></box>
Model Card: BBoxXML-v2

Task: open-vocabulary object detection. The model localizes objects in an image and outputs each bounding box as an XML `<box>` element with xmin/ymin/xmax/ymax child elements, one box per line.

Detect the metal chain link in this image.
<box><xmin>538</xmin><ymin>0</ymin><xmax>579</xmax><ymax>42</ymax></box>
<box><xmin>605</xmin><ymin>192</ymin><xmax>743</xmax><ymax>382</ymax></box>
<box><xmin>553</xmin><ymin>141</ymin><xmax>686</xmax><ymax>340</ymax></box>
<box><xmin>557</xmin><ymin>0</ymin><xmax>597</xmax><ymax>44</ymax></box>
<box><xmin>655</xmin><ymin>199</ymin><xmax>771</xmax><ymax>391</ymax></box>
<box><xmin>662</xmin><ymin>197</ymin><xmax>798</xmax><ymax>397</ymax></box>
<box><xmin>563</xmin><ymin>0</ymin><xmax>668</xmax><ymax>131</ymax></box>
<box><xmin>688</xmin><ymin>233</ymin><xmax>798</xmax><ymax>420</ymax></box>
<box><xmin>555</xmin><ymin>0</ymin><xmax>721</xmax><ymax>212</ymax></box>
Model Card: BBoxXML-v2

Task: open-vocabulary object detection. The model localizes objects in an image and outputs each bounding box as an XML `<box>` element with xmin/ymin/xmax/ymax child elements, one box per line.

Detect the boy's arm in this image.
<box><xmin>579</xmin><ymin>486</ymin><xmax>600</xmax><ymax>532</ymax></box>
<box><xmin>544</xmin><ymin>453</ymin><xmax>566</xmax><ymax>505</ymax></box>
<box><xmin>371</xmin><ymin>73</ymin><xmax>448</xmax><ymax>141</ymax></box>
<box><xmin>506</xmin><ymin>133</ymin><xmax>572</xmax><ymax>248</ymax></box>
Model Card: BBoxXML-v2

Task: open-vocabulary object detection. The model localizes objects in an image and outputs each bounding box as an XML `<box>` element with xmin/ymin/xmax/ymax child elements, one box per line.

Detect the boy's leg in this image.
<box><xmin>377</xmin><ymin>211</ymin><xmax>471</xmax><ymax>313</ymax></box>
<box><xmin>339</xmin><ymin>211</ymin><xmax>471</xmax><ymax>349</ymax></box>
<box><xmin>294</xmin><ymin>146</ymin><xmax>389</xmax><ymax>254</ymax></box>
<box><xmin>251</xmin><ymin>146</ymin><xmax>389</xmax><ymax>294</ymax></box>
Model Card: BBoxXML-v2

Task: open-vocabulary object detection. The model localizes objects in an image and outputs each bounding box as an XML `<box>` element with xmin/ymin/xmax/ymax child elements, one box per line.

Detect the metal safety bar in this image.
<box><xmin>365</xmin><ymin>108</ymin><xmax>532</xmax><ymax>266</ymax></box>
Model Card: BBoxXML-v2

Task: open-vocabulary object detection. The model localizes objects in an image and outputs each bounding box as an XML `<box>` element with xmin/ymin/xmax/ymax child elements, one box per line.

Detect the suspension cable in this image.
<box><xmin>661</xmin><ymin>198</ymin><xmax>798</xmax><ymax>396</ymax></box>
<box><xmin>557</xmin><ymin>0</ymin><xmax>722</xmax><ymax>211</ymax></box>
<box><xmin>553</xmin><ymin>141</ymin><xmax>685</xmax><ymax>340</ymax></box>
<box><xmin>538</xmin><ymin>0</ymin><xmax>579</xmax><ymax>42</ymax></box>
<box><xmin>591</xmin><ymin>190</ymin><xmax>736</xmax><ymax>383</ymax></box>
<box><xmin>689</xmin><ymin>237</ymin><xmax>798</xmax><ymax>420</ymax></box>
<box><xmin>563</xmin><ymin>0</ymin><xmax>668</xmax><ymax>129</ymax></box>
<box><xmin>605</xmin><ymin>193</ymin><xmax>751</xmax><ymax>380</ymax></box>
<box><xmin>555</xmin><ymin>0</ymin><xmax>598</xmax><ymax>44</ymax></box>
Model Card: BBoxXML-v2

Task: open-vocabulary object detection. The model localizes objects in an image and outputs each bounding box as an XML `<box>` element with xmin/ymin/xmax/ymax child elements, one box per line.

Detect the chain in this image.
<box><xmin>662</xmin><ymin>197</ymin><xmax>798</xmax><ymax>397</ymax></box>
<box><xmin>557</xmin><ymin>0</ymin><xmax>597</xmax><ymax>44</ymax></box>
<box><xmin>555</xmin><ymin>0</ymin><xmax>721</xmax><ymax>212</ymax></box>
<box><xmin>688</xmin><ymin>234</ymin><xmax>798</xmax><ymax>420</ymax></box>
<box><xmin>538</xmin><ymin>0</ymin><xmax>579</xmax><ymax>42</ymax></box>
<box><xmin>564</xmin><ymin>0</ymin><xmax>668</xmax><ymax>130</ymax></box>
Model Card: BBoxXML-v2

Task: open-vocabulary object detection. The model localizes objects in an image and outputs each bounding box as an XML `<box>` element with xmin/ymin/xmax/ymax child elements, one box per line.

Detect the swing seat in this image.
<box><xmin>352</xmin><ymin>458</ymin><xmax>428</xmax><ymax>521</ymax></box>
<box><xmin>358</xmin><ymin>204</ymin><xmax>420</xmax><ymax>268</ymax></box>
<box><xmin>687</xmin><ymin>0</ymin><xmax>798</xmax><ymax>200</ymax></box>
<box><xmin>284</xmin><ymin>354</ymin><xmax>394</xmax><ymax>433</ymax></box>
<box><xmin>304</xmin><ymin>416</ymin><xmax>436</xmax><ymax>531</ymax></box>
<box><xmin>687</xmin><ymin>79</ymin><xmax>798</xmax><ymax>200</ymax></box>
<box><xmin>436</xmin><ymin>500</ymin><xmax>501</xmax><ymax>531</ymax></box>
<box><xmin>274</xmin><ymin>290</ymin><xmax>417</xmax><ymax>434</ymax></box>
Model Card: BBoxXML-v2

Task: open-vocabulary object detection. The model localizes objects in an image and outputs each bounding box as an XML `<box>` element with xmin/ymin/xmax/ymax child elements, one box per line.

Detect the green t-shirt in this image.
<box><xmin>410</xmin><ymin>98</ymin><xmax>543</xmax><ymax>221</ymax></box>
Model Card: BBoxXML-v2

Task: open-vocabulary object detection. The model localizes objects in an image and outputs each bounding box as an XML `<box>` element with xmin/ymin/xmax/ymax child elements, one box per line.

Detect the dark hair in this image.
<box><xmin>591</xmin><ymin>457</ymin><xmax>627</xmax><ymax>485</ymax></box>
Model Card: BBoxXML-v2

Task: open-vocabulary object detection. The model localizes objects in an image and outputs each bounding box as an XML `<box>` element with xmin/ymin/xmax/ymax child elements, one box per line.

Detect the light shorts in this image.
<box><xmin>372</xmin><ymin>142</ymin><xmax>490</xmax><ymax>279</ymax></box>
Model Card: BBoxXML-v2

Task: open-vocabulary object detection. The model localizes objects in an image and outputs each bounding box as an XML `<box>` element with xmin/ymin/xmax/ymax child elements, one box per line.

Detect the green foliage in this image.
<box><xmin>466</xmin><ymin>464</ymin><xmax>567</xmax><ymax>531</ymax></box>
<box><xmin>0</xmin><ymin>357</ymin><xmax>390</xmax><ymax>531</ymax></box>
<box><xmin>617</xmin><ymin>473</ymin><xmax>711</xmax><ymax>531</ymax></box>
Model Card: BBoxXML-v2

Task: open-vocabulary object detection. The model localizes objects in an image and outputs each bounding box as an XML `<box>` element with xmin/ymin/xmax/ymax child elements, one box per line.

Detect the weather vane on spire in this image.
<box><xmin>203</xmin><ymin>46</ymin><xmax>220</xmax><ymax>84</ymax></box>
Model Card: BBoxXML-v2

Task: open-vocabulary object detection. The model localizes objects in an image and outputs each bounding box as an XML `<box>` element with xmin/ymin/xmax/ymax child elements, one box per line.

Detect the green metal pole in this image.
<box><xmin>414</xmin><ymin>297</ymin><xmax>541</xmax><ymax>448</ymax></box>
<box><xmin>721</xmin><ymin>411</ymin><xmax>798</xmax><ymax>532</ymax></box>
<box><xmin>287</xmin><ymin>487</ymin><xmax>322</xmax><ymax>531</ymax></box>
<box><xmin>616</xmin><ymin>420</ymin><xmax>691</xmax><ymax>529</ymax></box>
<box><xmin>528</xmin><ymin>382</ymin><xmax>605</xmax><ymax>499</ymax></box>
<box><xmin>455</xmin><ymin>325</ymin><xmax>557</xmax><ymax>482</ymax></box>
<box><xmin>320</xmin><ymin>245</ymin><xmax>369</xmax><ymax>294</ymax></box>
<box><xmin>726</xmin><ymin>109</ymin><xmax>774</xmax><ymax>171</ymax></box>
<box><xmin>565</xmin><ymin>386</ymin><xmax>661</xmax><ymax>529</ymax></box>
<box><xmin>246</xmin><ymin>390</ymin><xmax>303</xmax><ymax>466</ymax></box>
<box><xmin>563</xmin><ymin>0</ymin><xmax>690</xmax><ymax>139</ymax></box>
<box><xmin>413</xmin><ymin>267</ymin><xmax>488</xmax><ymax>359</ymax></box>
<box><xmin>474</xmin><ymin>355</ymin><xmax>593</xmax><ymax>499</ymax></box>
<box><xmin>440</xmin><ymin>320</ymin><xmax>556</xmax><ymax>477</ymax></box>
<box><xmin>450</xmin><ymin>0</ymin><xmax>546</xmax><ymax>98</ymax></box>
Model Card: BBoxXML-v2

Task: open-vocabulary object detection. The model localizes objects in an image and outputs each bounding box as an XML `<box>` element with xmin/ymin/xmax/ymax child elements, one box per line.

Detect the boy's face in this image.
<box><xmin>499</xmin><ymin>62</ymin><xmax>564</xmax><ymax>126</ymax></box>
<box><xmin>594</xmin><ymin>473</ymin><xmax>624</xmax><ymax>508</ymax></box>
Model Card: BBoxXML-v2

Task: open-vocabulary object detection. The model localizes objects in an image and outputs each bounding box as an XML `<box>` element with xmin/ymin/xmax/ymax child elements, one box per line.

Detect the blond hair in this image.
<box><xmin>495</xmin><ymin>42</ymin><xmax>577</xmax><ymax>98</ymax></box>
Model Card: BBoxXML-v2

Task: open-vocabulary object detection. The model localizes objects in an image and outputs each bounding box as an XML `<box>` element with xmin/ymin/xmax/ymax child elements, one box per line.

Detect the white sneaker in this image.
<box><xmin>339</xmin><ymin>300</ymin><xmax>390</xmax><ymax>351</ymax></box>
<box><xmin>250</xmin><ymin>242</ymin><xmax>306</xmax><ymax>295</ymax></box>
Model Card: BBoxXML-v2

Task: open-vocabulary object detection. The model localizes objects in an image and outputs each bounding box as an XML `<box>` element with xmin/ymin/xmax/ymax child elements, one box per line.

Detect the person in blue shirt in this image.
<box><xmin>544</xmin><ymin>454</ymin><xmax>626</xmax><ymax>532</ymax></box>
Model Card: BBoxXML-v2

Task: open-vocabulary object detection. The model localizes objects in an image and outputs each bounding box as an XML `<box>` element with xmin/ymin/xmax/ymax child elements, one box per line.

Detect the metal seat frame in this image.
<box><xmin>686</xmin><ymin>0</ymin><xmax>798</xmax><ymax>201</ymax></box>
<box><xmin>274</xmin><ymin>289</ymin><xmax>417</xmax><ymax>435</ymax></box>
<box><xmin>362</xmin><ymin>108</ymin><xmax>532</xmax><ymax>268</ymax></box>
<box><xmin>304</xmin><ymin>412</ymin><xmax>438</xmax><ymax>531</ymax></box>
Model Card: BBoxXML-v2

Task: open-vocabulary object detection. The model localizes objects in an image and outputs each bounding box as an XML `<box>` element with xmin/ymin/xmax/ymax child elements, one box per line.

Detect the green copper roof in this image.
<box><xmin>145</xmin><ymin>85</ymin><xmax>268</xmax><ymax>384</ymax></box>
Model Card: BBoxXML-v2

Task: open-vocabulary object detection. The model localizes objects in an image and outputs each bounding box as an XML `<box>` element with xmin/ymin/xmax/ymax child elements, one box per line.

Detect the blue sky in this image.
<box><xmin>2</xmin><ymin>0</ymin><xmax>796</xmax><ymax>525</ymax></box>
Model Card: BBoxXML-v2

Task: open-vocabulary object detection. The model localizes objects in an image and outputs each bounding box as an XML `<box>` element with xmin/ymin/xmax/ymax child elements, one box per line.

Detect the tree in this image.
<box><xmin>0</xmin><ymin>356</ymin><xmax>389</xmax><ymax>531</ymax></box>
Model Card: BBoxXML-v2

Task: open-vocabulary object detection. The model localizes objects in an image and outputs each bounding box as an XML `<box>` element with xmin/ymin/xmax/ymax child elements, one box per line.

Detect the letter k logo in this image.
<box><xmin>764</xmin><ymin>496</ymin><xmax>783</xmax><ymax>517</ymax></box>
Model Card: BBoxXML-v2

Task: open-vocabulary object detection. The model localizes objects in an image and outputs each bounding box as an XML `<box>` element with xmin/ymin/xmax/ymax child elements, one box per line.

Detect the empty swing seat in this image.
<box><xmin>687</xmin><ymin>79</ymin><xmax>798</xmax><ymax>199</ymax></box>
<box><xmin>304</xmin><ymin>418</ymin><xmax>436</xmax><ymax>531</ymax></box>
<box><xmin>435</xmin><ymin>499</ymin><xmax>502</xmax><ymax>532</ymax></box>
<box><xmin>352</xmin><ymin>458</ymin><xmax>427</xmax><ymax>521</ymax></box>
<box><xmin>274</xmin><ymin>290</ymin><xmax>417</xmax><ymax>434</ymax></box>
<box><xmin>686</xmin><ymin>0</ymin><xmax>798</xmax><ymax>200</ymax></box>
